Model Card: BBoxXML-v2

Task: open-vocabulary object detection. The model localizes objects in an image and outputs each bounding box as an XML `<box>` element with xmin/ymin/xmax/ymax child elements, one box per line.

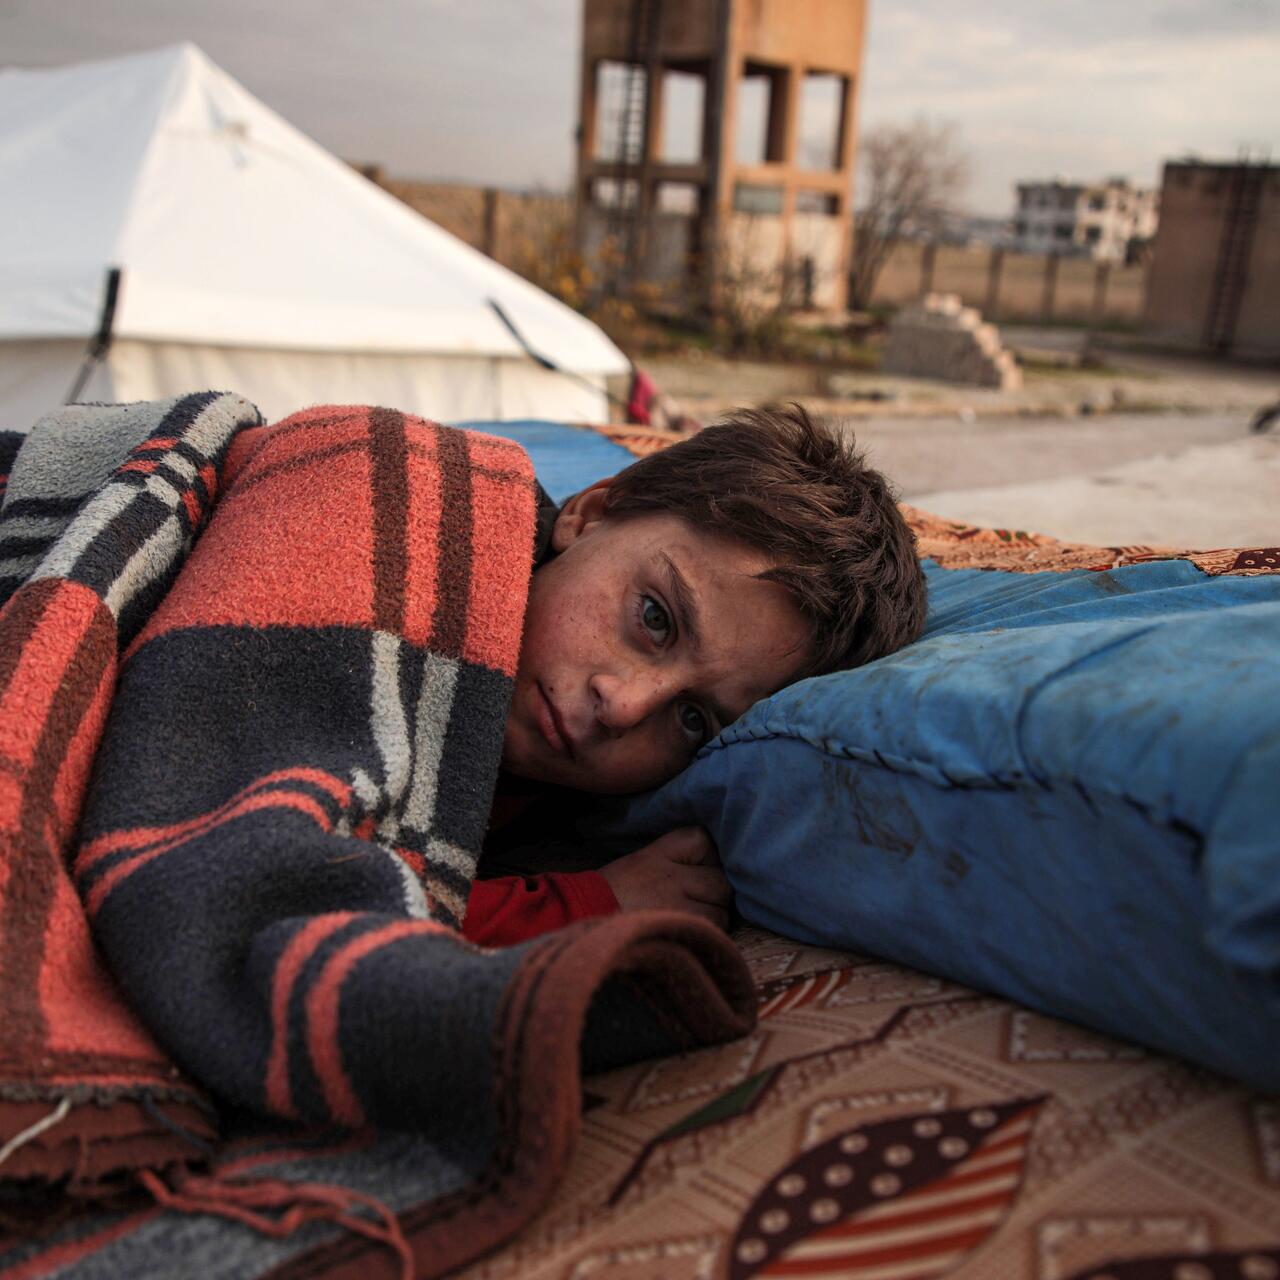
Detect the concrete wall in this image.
<box><xmin>365</xmin><ymin>172</ymin><xmax>1150</xmax><ymax>325</ymax></box>
<box><xmin>580</xmin><ymin>205</ymin><xmax>700</xmax><ymax>304</ymax></box>
<box><xmin>1236</xmin><ymin>182</ymin><xmax>1280</xmax><ymax>358</ymax></box>
<box><xmin>366</xmin><ymin>175</ymin><xmax>571</xmax><ymax>267</ymax></box>
<box><xmin>582</xmin><ymin>0</ymin><xmax>718</xmax><ymax>64</ymax></box>
<box><xmin>733</xmin><ymin>0</ymin><xmax>864</xmax><ymax>69</ymax></box>
<box><xmin>723</xmin><ymin>211</ymin><xmax>785</xmax><ymax>312</ymax></box>
<box><xmin>1143</xmin><ymin>168</ymin><xmax>1232</xmax><ymax>345</ymax></box>
<box><xmin>871</xmin><ymin>243</ymin><xmax>1147</xmax><ymax>323</ymax></box>
<box><xmin>789</xmin><ymin>212</ymin><xmax>845</xmax><ymax>309</ymax></box>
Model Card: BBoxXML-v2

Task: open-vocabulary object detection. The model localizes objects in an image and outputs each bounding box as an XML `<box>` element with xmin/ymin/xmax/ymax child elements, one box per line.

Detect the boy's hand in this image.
<box><xmin>598</xmin><ymin>827</ymin><xmax>733</xmax><ymax>931</ymax></box>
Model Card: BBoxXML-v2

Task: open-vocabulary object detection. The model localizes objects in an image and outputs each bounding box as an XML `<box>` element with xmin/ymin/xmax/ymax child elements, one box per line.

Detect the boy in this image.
<box><xmin>0</xmin><ymin>394</ymin><xmax>924</xmax><ymax>1144</ymax></box>
<box><xmin>465</xmin><ymin>404</ymin><xmax>927</xmax><ymax>945</ymax></box>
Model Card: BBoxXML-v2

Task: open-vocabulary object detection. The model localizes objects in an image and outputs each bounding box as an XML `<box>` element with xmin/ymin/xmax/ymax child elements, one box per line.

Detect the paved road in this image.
<box><xmin>851</xmin><ymin>412</ymin><xmax>1277</xmax><ymax>548</ymax></box>
<box><xmin>848</xmin><ymin>411</ymin><xmax>1251</xmax><ymax>497</ymax></box>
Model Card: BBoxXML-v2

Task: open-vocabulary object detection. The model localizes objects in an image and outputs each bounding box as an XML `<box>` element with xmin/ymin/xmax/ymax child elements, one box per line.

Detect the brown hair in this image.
<box><xmin>603</xmin><ymin>404</ymin><xmax>926</xmax><ymax>675</ymax></box>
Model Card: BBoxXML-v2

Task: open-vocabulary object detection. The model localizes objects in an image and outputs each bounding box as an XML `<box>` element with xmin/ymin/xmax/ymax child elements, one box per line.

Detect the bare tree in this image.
<box><xmin>849</xmin><ymin>120</ymin><xmax>970</xmax><ymax>311</ymax></box>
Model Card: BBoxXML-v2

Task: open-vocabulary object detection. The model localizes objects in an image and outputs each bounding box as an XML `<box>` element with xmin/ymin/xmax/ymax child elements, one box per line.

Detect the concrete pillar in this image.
<box><xmin>1091</xmin><ymin>260</ymin><xmax>1111</xmax><ymax>324</ymax></box>
<box><xmin>836</xmin><ymin>73</ymin><xmax>858</xmax><ymax>201</ymax></box>
<box><xmin>633</xmin><ymin>56</ymin><xmax>666</xmax><ymax>271</ymax></box>
<box><xmin>831</xmin><ymin>73</ymin><xmax>858</xmax><ymax>311</ymax></box>
<box><xmin>985</xmin><ymin>247</ymin><xmax>1004</xmax><ymax>318</ymax></box>
<box><xmin>702</xmin><ymin>0</ymin><xmax>739</xmax><ymax>314</ymax></box>
<box><xmin>643</xmin><ymin>62</ymin><xmax>666</xmax><ymax>170</ymax></box>
<box><xmin>1041</xmin><ymin>252</ymin><xmax>1059</xmax><ymax>320</ymax></box>
<box><xmin>765</xmin><ymin>66</ymin><xmax>796</xmax><ymax>164</ymax></box>
<box><xmin>920</xmin><ymin>241</ymin><xmax>938</xmax><ymax>297</ymax></box>
<box><xmin>482</xmin><ymin>188</ymin><xmax>499</xmax><ymax>259</ymax></box>
<box><xmin>573</xmin><ymin>56</ymin><xmax>599</xmax><ymax>253</ymax></box>
<box><xmin>777</xmin><ymin>63</ymin><xmax>802</xmax><ymax>287</ymax></box>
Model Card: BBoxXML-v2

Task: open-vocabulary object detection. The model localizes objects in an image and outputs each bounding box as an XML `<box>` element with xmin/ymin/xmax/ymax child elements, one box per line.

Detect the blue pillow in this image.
<box><xmin>455</xmin><ymin>419</ymin><xmax>635</xmax><ymax>503</ymax></box>
<box><xmin>615</xmin><ymin>559</ymin><xmax>1280</xmax><ymax>1091</ymax></box>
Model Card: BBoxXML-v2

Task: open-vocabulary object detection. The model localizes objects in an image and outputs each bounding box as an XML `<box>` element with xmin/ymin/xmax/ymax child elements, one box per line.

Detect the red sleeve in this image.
<box><xmin>462</xmin><ymin>871</ymin><xmax>620</xmax><ymax>947</ymax></box>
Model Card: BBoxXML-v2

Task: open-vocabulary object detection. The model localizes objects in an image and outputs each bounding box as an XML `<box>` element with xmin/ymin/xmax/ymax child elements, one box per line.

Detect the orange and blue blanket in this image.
<box><xmin>0</xmin><ymin>395</ymin><xmax>752</xmax><ymax>1278</ymax></box>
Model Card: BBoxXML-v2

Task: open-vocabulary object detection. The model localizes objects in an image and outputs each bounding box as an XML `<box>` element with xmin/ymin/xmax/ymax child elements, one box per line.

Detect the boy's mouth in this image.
<box><xmin>535</xmin><ymin>683</ymin><xmax>576</xmax><ymax>759</ymax></box>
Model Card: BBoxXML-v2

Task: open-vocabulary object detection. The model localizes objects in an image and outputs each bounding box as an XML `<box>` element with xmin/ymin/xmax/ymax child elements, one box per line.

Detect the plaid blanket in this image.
<box><xmin>0</xmin><ymin>396</ymin><xmax>754</xmax><ymax>1277</ymax></box>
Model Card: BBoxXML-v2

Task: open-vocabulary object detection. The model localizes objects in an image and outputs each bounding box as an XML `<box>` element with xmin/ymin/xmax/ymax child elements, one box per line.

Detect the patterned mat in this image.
<box><xmin>512</xmin><ymin>425</ymin><xmax>1280</xmax><ymax>1278</ymax></box>
<box><xmin>902</xmin><ymin>506</ymin><xmax>1280</xmax><ymax>578</ymax></box>
<box><xmin>487</xmin><ymin>423</ymin><xmax>1280</xmax><ymax>1280</ymax></box>
<box><xmin>457</xmin><ymin>926</ymin><xmax>1280</xmax><ymax>1280</ymax></box>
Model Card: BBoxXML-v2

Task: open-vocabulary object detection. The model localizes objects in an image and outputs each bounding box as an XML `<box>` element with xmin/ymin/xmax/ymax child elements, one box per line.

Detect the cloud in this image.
<box><xmin>0</xmin><ymin>0</ymin><xmax>584</xmax><ymax>185</ymax></box>
<box><xmin>2</xmin><ymin>0</ymin><xmax>1275</xmax><ymax>207</ymax></box>
<box><xmin>1152</xmin><ymin>0</ymin><xmax>1277</xmax><ymax>36</ymax></box>
<box><xmin>860</xmin><ymin>2</ymin><xmax>1278</xmax><ymax>211</ymax></box>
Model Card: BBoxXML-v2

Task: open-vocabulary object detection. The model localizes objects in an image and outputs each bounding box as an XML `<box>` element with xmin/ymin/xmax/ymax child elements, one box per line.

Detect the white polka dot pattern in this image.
<box><xmin>726</xmin><ymin>1096</ymin><xmax>1044</xmax><ymax>1280</ymax></box>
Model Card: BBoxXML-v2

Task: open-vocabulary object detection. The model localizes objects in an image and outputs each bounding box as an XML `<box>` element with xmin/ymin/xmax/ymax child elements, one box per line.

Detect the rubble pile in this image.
<box><xmin>883</xmin><ymin>293</ymin><xmax>1022</xmax><ymax>390</ymax></box>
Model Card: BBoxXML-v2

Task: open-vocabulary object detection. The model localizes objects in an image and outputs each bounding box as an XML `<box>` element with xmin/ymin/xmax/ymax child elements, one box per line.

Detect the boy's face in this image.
<box><xmin>503</xmin><ymin>480</ymin><xmax>811</xmax><ymax>794</ymax></box>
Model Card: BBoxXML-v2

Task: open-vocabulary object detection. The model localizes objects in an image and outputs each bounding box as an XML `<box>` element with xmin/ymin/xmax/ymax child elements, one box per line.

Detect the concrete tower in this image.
<box><xmin>574</xmin><ymin>0</ymin><xmax>867</xmax><ymax>313</ymax></box>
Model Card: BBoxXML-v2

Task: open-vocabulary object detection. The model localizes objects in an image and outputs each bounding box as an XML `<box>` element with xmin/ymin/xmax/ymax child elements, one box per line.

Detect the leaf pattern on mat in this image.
<box><xmin>606</xmin><ymin>996</ymin><xmax>992</xmax><ymax>1208</ymax></box>
<box><xmin>727</xmin><ymin>1096</ymin><xmax>1044</xmax><ymax>1280</ymax></box>
<box><xmin>1062</xmin><ymin>1249</ymin><xmax>1280</xmax><ymax>1280</ymax></box>
<box><xmin>606</xmin><ymin>1066</ymin><xmax>784</xmax><ymax>1206</ymax></box>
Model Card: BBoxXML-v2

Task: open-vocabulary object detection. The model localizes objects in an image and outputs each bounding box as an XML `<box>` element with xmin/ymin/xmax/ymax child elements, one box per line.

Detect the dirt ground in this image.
<box><xmin>640</xmin><ymin>343</ymin><xmax>1279</xmax><ymax>425</ymax></box>
<box><xmin>635</xmin><ymin>341</ymin><xmax>1280</xmax><ymax>548</ymax></box>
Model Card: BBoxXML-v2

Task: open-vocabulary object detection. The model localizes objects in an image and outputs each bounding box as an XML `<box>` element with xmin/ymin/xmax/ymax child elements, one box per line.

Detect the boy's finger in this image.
<box><xmin>659</xmin><ymin>827</ymin><xmax>719</xmax><ymax>866</ymax></box>
<box><xmin>680</xmin><ymin>867</ymin><xmax>734</xmax><ymax>906</ymax></box>
<box><xmin>700</xmin><ymin>903</ymin><xmax>730</xmax><ymax>932</ymax></box>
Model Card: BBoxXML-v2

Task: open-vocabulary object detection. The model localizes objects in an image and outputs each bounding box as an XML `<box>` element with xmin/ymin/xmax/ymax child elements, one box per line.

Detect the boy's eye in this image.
<box><xmin>678</xmin><ymin>702</ymin><xmax>709</xmax><ymax>745</ymax></box>
<box><xmin>640</xmin><ymin>595</ymin><xmax>672</xmax><ymax>644</ymax></box>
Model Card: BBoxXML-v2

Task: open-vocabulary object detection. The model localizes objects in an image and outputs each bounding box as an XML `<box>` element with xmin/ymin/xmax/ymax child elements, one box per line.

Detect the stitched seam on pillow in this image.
<box><xmin>701</xmin><ymin>726</ymin><xmax>992</xmax><ymax>789</ymax></box>
<box><xmin>699</xmin><ymin>725</ymin><xmax>1209</xmax><ymax>839</ymax></box>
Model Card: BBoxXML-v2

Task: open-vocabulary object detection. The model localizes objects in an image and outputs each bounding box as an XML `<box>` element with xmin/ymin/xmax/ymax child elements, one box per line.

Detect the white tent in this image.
<box><xmin>0</xmin><ymin>43</ymin><xmax>629</xmax><ymax>432</ymax></box>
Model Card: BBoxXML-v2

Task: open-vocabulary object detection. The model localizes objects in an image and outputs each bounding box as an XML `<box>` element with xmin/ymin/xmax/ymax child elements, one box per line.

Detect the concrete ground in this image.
<box><xmin>864</xmin><ymin>414</ymin><xmax>1279</xmax><ymax>548</ymax></box>
<box><xmin>640</xmin><ymin>344</ymin><xmax>1280</xmax><ymax>549</ymax></box>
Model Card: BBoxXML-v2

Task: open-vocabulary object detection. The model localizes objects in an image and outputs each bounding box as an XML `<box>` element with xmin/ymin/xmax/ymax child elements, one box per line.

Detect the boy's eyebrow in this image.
<box><xmin>658</xmin><ymin>552</ymin><xmax>734</xmax><ymax>731</ymax></box>
<box><xmin>658</xmin><ymin>552</ymin><xmax>702</xmax><ymax>656</ymax></box>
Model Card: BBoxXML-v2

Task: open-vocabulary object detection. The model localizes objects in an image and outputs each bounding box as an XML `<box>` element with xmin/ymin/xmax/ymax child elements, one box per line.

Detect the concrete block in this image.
<box><xmin>883</xmin><ymin>296</ymin><xmax>1020</xmax><ymax>389</ymax></box>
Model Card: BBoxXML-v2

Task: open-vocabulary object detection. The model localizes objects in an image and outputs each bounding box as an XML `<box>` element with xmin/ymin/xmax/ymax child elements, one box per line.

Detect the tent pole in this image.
<box><xmin>65</xmin><ymin>267</ymin><xmax>123</xmax><ymax>404</ymax></box>
<box><xmin>487</xmin><ymin>298</ymin><xmax>634</xmax><ymax>415</ymax></box>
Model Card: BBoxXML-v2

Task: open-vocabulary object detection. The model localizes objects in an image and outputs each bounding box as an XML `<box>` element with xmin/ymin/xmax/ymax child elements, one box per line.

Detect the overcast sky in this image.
<box><xmin>2</xmin><ymin>0</ymin><xmax>1275</xmax><ymax>214</ymax></box>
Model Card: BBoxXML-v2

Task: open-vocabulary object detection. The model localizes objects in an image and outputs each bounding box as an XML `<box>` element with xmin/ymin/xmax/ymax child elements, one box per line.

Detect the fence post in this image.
<box><xmin>801</xmin><ymin>256</ymin><xmax>816</xmax><ymax>309</ymax></box>
<box><xmin>1091</xmin><ymin>260</ymin><xmax>1111</xmax><ymax>325</ymax></box>
<box><xmin>482</xmin><ymin>187</ymin><xmax>499</xmax><ymax>259</ymax></box>
<box><xmin>1041</xmin><ymin>252</ymin><xmax>1059</xmax><ymax>321</ymax></box>
<box><xmin>984</xmin><ymin>247</ymin><xmax>1004</xmax><ymax>319</ymax></box>
<box><xmin>919</xmin><ymin>241</ymin><xmax>937</xmax><ymax>297</ymax></box>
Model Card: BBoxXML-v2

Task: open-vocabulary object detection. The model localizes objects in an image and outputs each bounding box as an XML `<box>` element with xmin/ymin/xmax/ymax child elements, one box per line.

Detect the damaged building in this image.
<box><xmin>573</xmin><ymin>0</ymin><xmax>867</xmax><ymax>312</ymax></box>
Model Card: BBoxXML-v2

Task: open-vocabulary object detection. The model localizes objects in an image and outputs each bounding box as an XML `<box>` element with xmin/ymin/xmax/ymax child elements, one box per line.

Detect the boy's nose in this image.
<box><xmin>589</xmin><ymin>670</ymin><xmax>674</xmax><ymax>735</ymax></box>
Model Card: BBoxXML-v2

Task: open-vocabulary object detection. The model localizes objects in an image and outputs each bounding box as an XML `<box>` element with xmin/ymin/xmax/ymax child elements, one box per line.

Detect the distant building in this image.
<box><xmin>1144</xmin><ymin>158</ymin><xmax>1280</xmax><ymax>359</ymax></box>
<box><xmin>933</xmin><ymin>212</ymin><xmax>1015</xmax><ymax>249</ymax></box>
<box><xmin>1012</xmin><ymin>178</ymin><xmax>1158</xmax><ymax>261</ymax></box>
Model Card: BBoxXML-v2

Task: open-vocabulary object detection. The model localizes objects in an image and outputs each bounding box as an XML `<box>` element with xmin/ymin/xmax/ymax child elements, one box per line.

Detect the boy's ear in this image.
<box><xmin>551</xmin><ymin>477</ymin><xmax>614</xmax><ymax>552</ymax></box>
